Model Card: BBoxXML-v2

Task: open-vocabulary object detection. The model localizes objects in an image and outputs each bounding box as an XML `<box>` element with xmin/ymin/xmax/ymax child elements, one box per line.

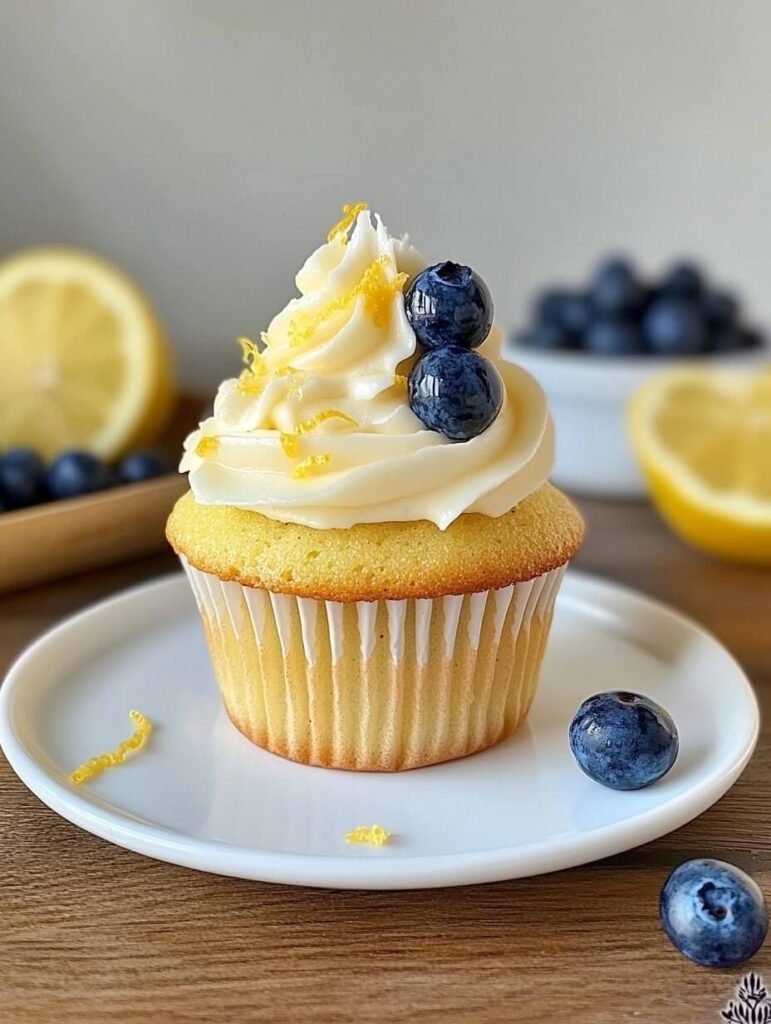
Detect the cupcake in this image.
<box><xmin>167</xmin><ymin>205</ymin><xmax>584</xmax><ymax>771</ymax></box>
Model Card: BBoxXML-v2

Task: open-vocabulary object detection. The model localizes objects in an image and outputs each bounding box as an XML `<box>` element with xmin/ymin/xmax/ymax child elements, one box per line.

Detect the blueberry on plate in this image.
<box><xmin>643</xmin><ymin>297</ymin><xmax>708</xmax><ymax>355</ymax></box>
<box><xmin>591</xmin><ymin>257</ymin><xmax>643</xmax><ymax>315</ymax></box>
<box><xmin>583</xmin><ymin>317</ymin><xmax>644</xmax><ymax>356</ymax></box>
<box><xmin>408</xmin><ymin>346</ymin><xmax>503</xmax><ymax>441</ymax></box>
<box><xmin>47</xmin><ymin>451</ymin><xmax>114</xmax><ymax>500</ymax></box>
<box><xmin>661</xmin><ymin>261</ymin><xmax>704</xmax><ymax>300</ymax></box>
<box><xmin>0</xmin><ymin>448</ymin><xmax>46</xmax><ymax>510</ymax></box>
<box><xmin>569</xmin><ymin>691</ymin><xmax>679</xmax><ymax>790</ymax></box>
<box><xmin>661</xmin><ymin>859</ymin><xmax>767</xmax><ymax>967</ymax></box>
<box><xmin>515</xmin><ymin>322</ymin><xmax>575</xmax><ymax>352</ymax></box>
<box><xmin>404</xmin><ymin>262</ymin><xmax>494</xmax><ymax>350</ymax></box>
<box><xmin>118</xmin><ymin>450</ymin><xmax>173</xmax><ymax>484</ymax></box>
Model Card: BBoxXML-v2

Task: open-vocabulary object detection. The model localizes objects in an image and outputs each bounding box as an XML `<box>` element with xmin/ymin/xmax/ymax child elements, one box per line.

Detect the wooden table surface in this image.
<box><xmin>1</xmin><ymin>498</ymin><xmax>769</xmax><ymax>1023</ymax></box>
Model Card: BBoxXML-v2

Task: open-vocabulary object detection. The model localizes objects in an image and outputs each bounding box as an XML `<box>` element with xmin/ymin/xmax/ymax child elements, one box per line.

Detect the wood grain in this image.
<box><xmin>1</xmin><ymin>499</ymin><xmax>769</xmax><ymax>1024</ymax></box>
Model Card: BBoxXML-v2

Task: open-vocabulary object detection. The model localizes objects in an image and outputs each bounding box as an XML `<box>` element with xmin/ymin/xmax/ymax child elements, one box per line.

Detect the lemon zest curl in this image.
<box><xmin>70</xmin><ymin>711</ymin><xmax>152</xmax><ymax>784</ymax></box>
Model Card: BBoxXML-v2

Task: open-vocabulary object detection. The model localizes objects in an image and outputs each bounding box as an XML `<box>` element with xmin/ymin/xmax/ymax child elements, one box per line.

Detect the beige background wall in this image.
<box><xmin>2</xmin><ymin>0</ymin><xmax>769</xmax><ymax>388</ymax></box>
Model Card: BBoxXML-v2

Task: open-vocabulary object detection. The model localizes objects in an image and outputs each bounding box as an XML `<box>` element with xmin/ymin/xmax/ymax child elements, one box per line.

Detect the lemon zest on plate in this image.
<box><xmin>70</xmin><ymin>710</ymin><xmax>152</xmax><ymax>784</ymax></box>
<box><xmin>345</xmin><ymin>824</ymin><xmax>391</xmax><ymax>847</ymax></box>
<box><xmin>327</xmin><ymin>202</ymin><xmax>368</xmax><ymax>242</ymax></box>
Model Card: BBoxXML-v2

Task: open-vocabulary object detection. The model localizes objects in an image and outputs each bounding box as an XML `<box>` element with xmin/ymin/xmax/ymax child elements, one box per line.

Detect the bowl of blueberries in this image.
<box><xmin>510</xmin><ymin>257</ymin><xmax>769</xmax><ymax>498</ymax></box>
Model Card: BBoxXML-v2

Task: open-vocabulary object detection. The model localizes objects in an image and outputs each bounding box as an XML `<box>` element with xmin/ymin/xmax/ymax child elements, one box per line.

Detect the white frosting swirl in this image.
<box><xmin>182</xmin><ymin>210</ymin><xmax>554</xmax><ymax>530</ymax></box>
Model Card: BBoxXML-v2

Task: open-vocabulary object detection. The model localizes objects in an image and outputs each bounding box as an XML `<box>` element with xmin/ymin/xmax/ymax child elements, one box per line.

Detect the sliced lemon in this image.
<box><xmin>0</xmin><ymin>248</ymin><xmax>175</xmax><ymax>459</ymax></box>
<box><xmin>629</xmin><ymin>366</ymin><xmax>771</xmax><ymax>564</ymax></box>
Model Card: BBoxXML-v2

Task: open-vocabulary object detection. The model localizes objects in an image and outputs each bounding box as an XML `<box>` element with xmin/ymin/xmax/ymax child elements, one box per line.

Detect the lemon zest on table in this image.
<box><xmin>70</xmin><ymin>710</ymin><xmax>152</xmax><ymax>784</ymax></box>
<box><xmin>345</xmin><ymin>824</ymin><xmax>391</xmax><ymax>847</ymax></box>
<box><xmin>293</xmin><ymin>453</ymin><xmax>331</xmax><ymax>478</ymax></box>
<box><xmin>327</xmin><ymin>202</ymin><xmax>368</xmax><ymax>242</ymax></box>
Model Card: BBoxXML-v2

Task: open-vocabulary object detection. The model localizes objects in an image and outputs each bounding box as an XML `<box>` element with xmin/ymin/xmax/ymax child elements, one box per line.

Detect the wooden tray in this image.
<box><xmin>0</xmin><ymin>394</ymin><xmax>205</xmax><ymax>594</ymax></box>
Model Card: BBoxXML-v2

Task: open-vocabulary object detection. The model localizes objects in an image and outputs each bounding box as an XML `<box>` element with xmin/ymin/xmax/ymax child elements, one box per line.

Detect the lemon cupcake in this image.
<box><xmin>167</xmin><ymin>205</ymin><xmax>584</xmax><ymax>771</ymax></box>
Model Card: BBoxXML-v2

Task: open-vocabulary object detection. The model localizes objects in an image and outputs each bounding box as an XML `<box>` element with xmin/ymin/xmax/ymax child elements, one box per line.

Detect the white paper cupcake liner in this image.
<box><xmin>181</xmin><ymin>558</ymin><xmax>566</xmax><ymax>771</ymax></box>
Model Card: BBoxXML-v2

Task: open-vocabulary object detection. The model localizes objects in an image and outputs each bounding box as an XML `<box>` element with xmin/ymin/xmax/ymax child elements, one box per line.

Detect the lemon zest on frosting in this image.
<box><xmin>327</xmin><ymin>202</ymin><xmax>368</xmax><ymax>242</ymax></box>
<box><xmin>70</xmin><ymin>710</ymin><xmax>152</xmax><ymax>784</ymax></box>
<box><xmin>345</xmin><ymin>824</ymin><xmax>391</xmax><ymax>847</ymax></box>
<box><xmin>393</xmin><ymin>373</ymin><xmax>409</xmax><ymax>390</ymax></box>
<box><xmin>196</xmin><ymin>435</ymin><xmax>219</xmax><ymax>457</ymax></box>
<box><xmin>236</xmin><ymin>336</ymin><xmax>269</xmax><ymax>395</ymax></box>
<box><xmin>293</xmin><ymin>453</ymin><xmax>331</xmax><ymax>478</ymax></box>
<box><xmin>287</xmin><ymin>255</ymin><xmax>407</xmax><ymax>349</ymax></box>
<box><xmin>279</xmin><ymin>409</ymin><xmax>358</xmax><ymax>463</ymax></box>
<box><xmin>280</xmin><ymin>433</ymin><xmax>299</xmax><ymax>458</ymax></box>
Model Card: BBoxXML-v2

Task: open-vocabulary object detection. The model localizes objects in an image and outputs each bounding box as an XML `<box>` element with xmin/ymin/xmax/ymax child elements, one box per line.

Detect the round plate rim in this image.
<box><xmin>0</xmin><ymin>570</ymin><xmax>759</xmax><ymax>890</ymax></box>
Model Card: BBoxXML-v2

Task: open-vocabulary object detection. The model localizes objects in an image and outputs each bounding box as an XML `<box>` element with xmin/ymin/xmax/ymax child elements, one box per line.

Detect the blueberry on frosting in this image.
<box><xmin>404</xmin><ymin>262</ymin><xmax>494</xmax><ymax>350</ymax></box>
<box><xmin>408</xmin><ymin>347</ymin><xmax>503</xmax><ymax>442</ymax></box>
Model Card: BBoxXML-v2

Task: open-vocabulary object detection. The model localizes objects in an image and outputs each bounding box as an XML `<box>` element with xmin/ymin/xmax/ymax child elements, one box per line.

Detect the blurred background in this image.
<box><xmin>3</xmin><ymin>0</ymin><xmax>771</xmax><ymax>389</ymax></box>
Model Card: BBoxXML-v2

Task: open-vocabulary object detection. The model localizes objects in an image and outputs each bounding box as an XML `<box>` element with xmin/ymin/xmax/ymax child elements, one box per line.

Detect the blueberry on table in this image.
<box><xmin>661</xmin><ymin>261</ymin><xmax>704</xmax><ymax>300</ymax></box>
<box><xmin>0</xmin><ymin>448</ymin><xmax>46</xmax><ymax>510</ymax></box>
<box><xmin>661</xmin><ymin>859</ymin><xmax>767</xmax><ymax>967</ymax></box>
<box><xmin>739</xmin><ymin>328</ymin><xmax>765</xmax><ymax>350</ymax></box>
<box><xmin>404</xmin><ymin>262</ymin><xmax>494</xmax><ymax>350</ymax></box>
<box><xmin>583</xmin><ymin>317</ymin><xmax>644</xmax><ymax>356</ymax></box>
<box><xmin>515</xmin><ymin>322</ymin><xmax>575</xmax><ymax>352</ymax></box>
<box><xmin>46</xmin><ymin>451</ymin><xmax>114</xmax><ymax>500</ymax></box>
<box><xmin>408</xmin><ymin>347</ymin><xmax>503</xmax><ymax>441</ymax></box>
<box><xmin>643</xmin><ymin>297</ymin><xmax>708</xmax><ymax>355</ymax></box>
<box><xmin>591</xmin><ymin>258</ymin><xmax>643</xmax><ymax>314</ymax></box>
<box><xmin>569</xmin><ymin>691</ymin><xmax>678</xmax><ymax>790</ymax></box>
<box><xmin>118</xmin><ymin>450</ymin><xmax>173</xmax><ymax>484</ymax></box>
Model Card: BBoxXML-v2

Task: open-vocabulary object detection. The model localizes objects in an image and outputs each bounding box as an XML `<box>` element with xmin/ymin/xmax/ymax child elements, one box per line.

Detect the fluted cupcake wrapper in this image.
<box><xmin>181</xmin><ymin>559</ymin><xmax>566</xmax><ymax>771</ymax></box>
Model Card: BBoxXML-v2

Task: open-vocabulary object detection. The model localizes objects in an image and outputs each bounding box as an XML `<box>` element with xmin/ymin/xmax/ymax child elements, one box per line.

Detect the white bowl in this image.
<box><xmin>507</xmin><ymin>343</ymin><xmax>770</xmax><ymax>499</ymax></box>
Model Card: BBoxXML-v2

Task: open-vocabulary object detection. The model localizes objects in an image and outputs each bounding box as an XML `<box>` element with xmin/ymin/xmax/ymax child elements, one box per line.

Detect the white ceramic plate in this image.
<box><xmin>0</xmin><ymin>572</ymin><xmax>758</xmax><ymax>890</ymax></box>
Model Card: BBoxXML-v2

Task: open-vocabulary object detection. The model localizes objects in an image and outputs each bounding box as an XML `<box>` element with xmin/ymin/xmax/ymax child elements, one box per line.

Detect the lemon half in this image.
<box><xmin>0</xmin><ymin>248</ymin><xmax>174</xmax><ymax>459</ymax></box>
<box><xmin>629</xmin><ymin>366</ymin><xmax>771</xmax><ymax>564</ymax></box>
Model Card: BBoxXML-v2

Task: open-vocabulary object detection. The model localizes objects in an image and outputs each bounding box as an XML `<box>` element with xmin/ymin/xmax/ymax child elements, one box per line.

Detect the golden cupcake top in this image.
<box><xmin>181</xmin><ymin>205</ymin><xmax>554</xmax><ymax>530</ymax></box>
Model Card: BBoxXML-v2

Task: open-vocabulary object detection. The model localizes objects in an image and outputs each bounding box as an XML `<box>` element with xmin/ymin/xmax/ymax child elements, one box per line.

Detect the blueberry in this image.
<box><xmin>404</xmin><ymin>262</ymin><xmax>494</xmax><ymax>350</ymax></box>
<box><xmin>559</xmin><ymin>293</ymin><xmax>594</xmax><ymax>335</ymax></box>
<box><xmin>515</xmin><ymin>322</ymin><xmax>575</xmax><ymax>352</ymax></box>
<box><xmin>46</xmin><ymin>451</ymin><xmax>113</xmax><ymax>500</ymax></box>
<box><xmin>408</xmin><ymin>347</ymin><xmax>503</xmax><ymax>441</ymax></box>
<box><xmin>643</xmin><ymin>297</ymin><xmax>708</xmax><ymax>355</ymax></box>
<box><xmin>739</xmin><ymin>328</ymin><xmax>765</xmax><ymax>350</ymax></box>
<box><xmin>535</xmin><ymin>289</ymin><xmax>570</xmax><ymax>325</ymax></box>
<box><xmin>0</xmin><ymin>448</ymin><xmax>46</xmax><ymax>510</ymax></box>
<box><xmin>661</xmin><ymin>261</ymin><xmax>704</xmax><ymax>300</ymax></box>
<box><xmin>569</xmin><ymin>691</ymin><xmax>679</xmax><ymax>790</ymax></box>
<box><xmin>711</xmin><ymin>329</ymin><xmax>744</xmax><ymax>353</ymax></box>
<box><xmin>118</xmin><ymin>450</ymin><xmax>172</xmax><ymax>484</ymax></box>
<box><xmin>583</xmin><ymin>317</ymin><xmax>644</xmax><ymax>356</ymax></box>
<box><xmin>703</xmin><ymin>290</ymin><xmax>738</xmax><ymax>332</ymax></box>
<box><xmin>661</xmin><ymin>859</ymin><xmax>767</xmax><ymax>968</ymax></box>
<box><xmin>591</xmin><ymin>258</ymin><xmax>643</xmax><ymax>314</ymax></box>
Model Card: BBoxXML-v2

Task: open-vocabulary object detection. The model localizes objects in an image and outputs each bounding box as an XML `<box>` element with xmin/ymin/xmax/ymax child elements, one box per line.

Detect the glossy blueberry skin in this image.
<box><xmin>118</xmin><ymin>450</ymin><xmax>173</xmax><ymax>484</ymax></box>
<box><xmin>569</xmin><ymin>691</ymin><xmax>679</xmax><ymax>790</ymax></box>
<box><xmin>661</xmin><ymin>859</ymin><xmax>767</xmax><ymax>968</ymax></box>
<box><xmin>591</xmin><ymin>258</ymin><xmax>643</xmax><ymax>314</ymax></box>
<box><xmin>408</xmin><ymin>347</ymin><xmax>503</xmax><ymax>442</ymax></box>
<box><xmin>643</xmin><ymin>297</ymin><xmax>707</xmax><ymax>355</ymax></box>
<box><xmin>46</xmin><ymin>451</ymin><xmax>113</xmax><ymax>500</ymax></box>
<box><xmin>661</xmin><ymin>261</ymin><xmax>704</xmax><ymax>300</ymax></box>
<box><xmin>583</xmin><ymin>317</ymin><xmax>644</xmax><ymax>356</ymax></box>
<box><xmin>516</xmin><ymin>322</ymin><xmax>575</xmax><ymax>352</ymax></box>
<box><xmin>404</xmin><ymin>262</ymin><xmax>494</xmax><ymax>350</ymax></box>
<box><xmin>0</xmin><ymin>448</ymin><xmax>46</xmax><ymax>510</ymax></box>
